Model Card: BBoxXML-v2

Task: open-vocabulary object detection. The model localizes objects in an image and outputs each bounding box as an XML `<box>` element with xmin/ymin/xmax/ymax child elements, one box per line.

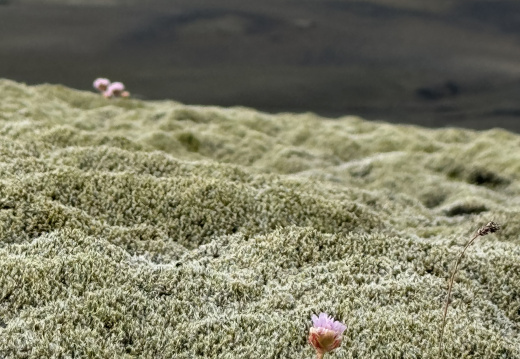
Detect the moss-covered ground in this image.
<box><xmin>0</xmin><ymin>79</ymin><xmax>519</xmax><ymax>358</ymax></box>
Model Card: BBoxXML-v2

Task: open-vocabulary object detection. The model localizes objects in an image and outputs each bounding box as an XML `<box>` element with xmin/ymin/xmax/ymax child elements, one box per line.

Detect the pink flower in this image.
<box><xmin>106</xmin><ymin>82</ymin><xmax>127</xmax><ymax>97</ymax></box>
<box><xmin>93</xmin><ymin>78</ymin><xmax>110</xmax><ymax>92</ymax></box>
<box><xmin>308</xmin><ymin>313</ymin><xmax>347</xmax><ymax>358</ymax></box>
<box><xmin>103</xmin><ymin>82</ymin><xmax>130</xmax><ymax>98</ymax></box>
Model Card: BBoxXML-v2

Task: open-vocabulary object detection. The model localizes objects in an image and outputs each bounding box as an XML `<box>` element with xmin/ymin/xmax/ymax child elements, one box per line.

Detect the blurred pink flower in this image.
<box><xmin>102</xmin><ymin>81</ymin><xmax>130</xmax><ymax>99</ymax></box>
<box><xmin>93</xmin><ymin>78</ymin><xmax>110</xmax><ymax>92</ymax></box>
<box><xmin>107</xmin><ymin>82</ymin><xmax>125</xmax><ymax>96</ymax></box>
<box><xmin>308</xmin><ymin>313</ymin><xmax>347</xmax><ymax>359</ymax></box>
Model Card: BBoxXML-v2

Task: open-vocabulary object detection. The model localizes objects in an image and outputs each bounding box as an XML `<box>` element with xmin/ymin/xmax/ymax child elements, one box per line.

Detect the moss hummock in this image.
<box><xmin>0</xmin><ymin>79</ymin><xmax>519</xmax><ymax>358</ymax></box>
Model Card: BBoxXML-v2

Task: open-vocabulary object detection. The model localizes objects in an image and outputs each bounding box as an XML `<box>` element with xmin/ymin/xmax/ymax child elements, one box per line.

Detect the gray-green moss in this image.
<box><xmin>0</xmin><ymin>79</ymin><xmax>519</xmax><ymax>358</ymax></box>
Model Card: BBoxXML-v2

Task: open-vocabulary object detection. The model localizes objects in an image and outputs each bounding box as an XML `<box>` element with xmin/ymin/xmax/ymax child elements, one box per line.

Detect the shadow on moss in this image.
<box><xmin>176</xmin><ymin>132</ymin><xmax>201</xmax><ymax>152</ymax></box>
<box><xmin>444</xmin><ymin>203</ymin><xmax>487</xmax><ymax>217</ymax></box>
<box><xmin>467</xmin><ymin>167</ymin><xmax>510</xmax><ymax>188</ymax></box>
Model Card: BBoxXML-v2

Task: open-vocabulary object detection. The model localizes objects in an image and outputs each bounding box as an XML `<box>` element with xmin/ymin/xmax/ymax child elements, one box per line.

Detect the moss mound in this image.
<box><xmin>0</xmin><ymin>79</ymin><xmax>519</xmax><ymax>358</ymax></box>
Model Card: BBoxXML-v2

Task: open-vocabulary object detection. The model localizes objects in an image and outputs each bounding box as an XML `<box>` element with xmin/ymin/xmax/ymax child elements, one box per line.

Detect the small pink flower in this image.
<box><xmin>97</xmin><ymin>80</ymin><xmax>130</xmax><ymax>99</ymax></box>
<box><xmin>107</xmin><ymin>82</ymin><xmax>126</xmax><ymax>97</ymax></box>
<box><xmin>93</xmin><ymin>78</ymin><xmax>110</xmax><ymax>92</ymax></box>
<box><xmin>309</xmin><ymin>313</ymin><xmax>347</xmax><ymax>358</ymax></box>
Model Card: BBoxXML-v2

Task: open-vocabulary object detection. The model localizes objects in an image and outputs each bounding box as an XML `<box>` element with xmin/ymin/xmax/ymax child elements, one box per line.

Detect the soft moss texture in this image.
<box><xmin>0</xmin><ymin>79</ymin><xmax>519</xmax><ymax>358</ymax></box>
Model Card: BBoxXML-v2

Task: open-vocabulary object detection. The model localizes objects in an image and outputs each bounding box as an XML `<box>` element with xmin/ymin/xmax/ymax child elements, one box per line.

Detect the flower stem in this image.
<box><xmin>439</xmin><ymin>232</ymin><xmax>479</xmax><ymax>357</ymax></box>
<box><xmin>316</xmin><ymin>353</ymin><xmax>324</xmax><ymax>359</ymax></box>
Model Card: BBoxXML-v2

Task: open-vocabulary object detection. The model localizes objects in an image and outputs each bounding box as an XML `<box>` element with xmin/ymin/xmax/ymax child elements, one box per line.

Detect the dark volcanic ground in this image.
<box><xmin>3</xmin><ymin>0</ymin><xmax>520</xmax><ymax>132</ymax></box>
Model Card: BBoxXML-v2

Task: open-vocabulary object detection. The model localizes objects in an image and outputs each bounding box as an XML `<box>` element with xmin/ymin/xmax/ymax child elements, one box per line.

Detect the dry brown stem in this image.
<box><xmin>439</xmin><ymin>221</ymin><xmax>500</xmax><ymax>357</ymax></box>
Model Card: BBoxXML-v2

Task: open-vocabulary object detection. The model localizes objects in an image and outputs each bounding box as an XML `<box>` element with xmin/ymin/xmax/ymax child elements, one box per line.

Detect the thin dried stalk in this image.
<box><xmin>439</xmin><ymin>221</ymin><xmax>500</xmax><ymax>357</ymax></box>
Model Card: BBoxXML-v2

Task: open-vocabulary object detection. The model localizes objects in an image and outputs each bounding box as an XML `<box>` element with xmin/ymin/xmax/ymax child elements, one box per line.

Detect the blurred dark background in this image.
<box><xmin>2</xmin><ymin>0</ymin><xmax>520</xmax><ymax>132</ymax></box>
